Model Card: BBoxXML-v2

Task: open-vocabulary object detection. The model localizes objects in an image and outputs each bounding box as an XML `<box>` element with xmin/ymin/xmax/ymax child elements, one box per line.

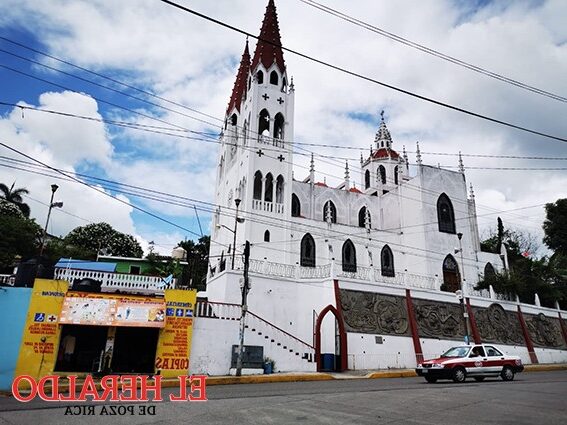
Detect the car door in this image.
<box><xmin>484</xmin><ymin>345</ymin><xmax>506</xmax><ymax>373</ymax></box>
<box><xmin>466</xmin><ymin>346</ymin><xmax>487</xmax><ymax>375</ymax></box>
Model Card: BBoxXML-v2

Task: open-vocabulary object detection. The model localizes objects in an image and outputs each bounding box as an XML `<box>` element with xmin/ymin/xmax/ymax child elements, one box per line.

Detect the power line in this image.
<box><xmin>0</xmin><ymin>152</ymin><xmax>544</xmax><ymax>268</ymax></box>
<box><xmin>0</xmin><ymin>140</ymin><xmax>236</xmax><ymax>253</ymax></box>
<box><xmin>158</xmin><ymin>0</ymin><xmax>567</xmax><ymax>144</ymax></box>
<box><xmin>298</xmin><ymin>0</ymin><xmax>567</xmax><ymax>104</ymax></box>
<box><xmin>0</xmin><ymin>100</ymin><xmax>549</xmax><ymax>233</ymax></box>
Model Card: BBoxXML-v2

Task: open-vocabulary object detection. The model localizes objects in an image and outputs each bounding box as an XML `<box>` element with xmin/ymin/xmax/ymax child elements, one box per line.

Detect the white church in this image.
<box><xmin>194</xmin><ymin>0</ymin><xmax>567</xmax><ymax>374</ymax></box>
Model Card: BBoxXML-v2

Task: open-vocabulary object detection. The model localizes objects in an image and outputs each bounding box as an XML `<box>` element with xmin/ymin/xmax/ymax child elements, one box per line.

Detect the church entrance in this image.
<box><xmin>315</xmin><ymin>305</ymin><xmax>347</xmax><ymax>372</ymax></box>
<box><xmin>441</xmin><ymin>254</ymin><xmax>461</xmax><ymax>293</ymax></box>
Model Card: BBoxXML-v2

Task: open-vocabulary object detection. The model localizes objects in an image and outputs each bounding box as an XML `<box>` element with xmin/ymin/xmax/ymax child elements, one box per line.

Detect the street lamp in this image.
<box><xmin>455</xmin><ymin>232</ymin><xmax>470</xmax><ymax>344</ymax></box>
<box><xmin>215</xmin><ymin>198</ymin><xmax>244</xmax><ymax>270</ymax></box>
<box><xmin>39</xmin><ymin>184</ymin><xmax>63</xmax><ymax>256</ymax></box>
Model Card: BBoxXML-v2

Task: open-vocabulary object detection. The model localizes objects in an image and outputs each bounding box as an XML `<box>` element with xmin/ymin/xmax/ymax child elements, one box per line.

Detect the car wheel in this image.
<box><xmin>474</xmin><ymin>377</ymin><xmax>485</xmax><ymax>382</ymax></box>
<box><xmin>501</xmin><ymin>366</ymin><xmax>515</xmax><ymax>381</ymax></box>
<box><xmin>452</xmin><ymin>367</ymin><xmax>467</xmax><ymax>383</ymax></box>
<box><xmin>425</xmin><ymin>376</ymin><xmax>437</xmax><ymax>383</ymax></box>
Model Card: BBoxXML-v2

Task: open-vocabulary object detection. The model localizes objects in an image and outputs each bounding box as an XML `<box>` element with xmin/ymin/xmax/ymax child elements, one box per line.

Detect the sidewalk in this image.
<box><xmin>2</xmin><ymin>363</ymin><xmax>566</xmax><ymax>396</ymax></box>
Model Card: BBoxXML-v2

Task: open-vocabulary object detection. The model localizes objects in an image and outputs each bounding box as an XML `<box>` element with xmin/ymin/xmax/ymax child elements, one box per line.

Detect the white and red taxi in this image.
<box><xmin>416</xmin><ymin>344</ymin><xmax>524</xmax><ymax>383</ymax></box>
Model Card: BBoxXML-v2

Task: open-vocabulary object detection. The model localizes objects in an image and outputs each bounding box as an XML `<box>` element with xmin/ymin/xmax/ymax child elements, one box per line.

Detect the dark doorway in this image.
<box><xmin>55</xmin><ymin>325</ymin><xmax>108</xmax><ymax>372</ymax></box>
<box><xmin>442</xmin><ymin>254</ymin><xmax>461</xmax><ymax>292</ymax></box>
<box><xmin>111</xmin><ymin>327</ymin><xmax>159</xmax><ymax>374</ymax></box>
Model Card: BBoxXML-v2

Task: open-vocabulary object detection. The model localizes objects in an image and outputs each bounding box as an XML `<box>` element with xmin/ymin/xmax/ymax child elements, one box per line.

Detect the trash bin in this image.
<box><xmin>263</xmin><ymin>362</ymin><xmax>273</xmax><ymax>374</ymax></box>
<box><xmin>321</xmin><ymin>353</ymin><xmax>335</xmax><ymax>372</ymax></box>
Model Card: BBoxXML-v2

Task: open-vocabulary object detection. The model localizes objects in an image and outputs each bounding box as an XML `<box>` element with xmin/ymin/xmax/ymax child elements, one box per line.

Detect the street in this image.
<box><xmin>1</xmin><ymin>371</ymin><xmax>566</xmax><ymax>424</ymax></box>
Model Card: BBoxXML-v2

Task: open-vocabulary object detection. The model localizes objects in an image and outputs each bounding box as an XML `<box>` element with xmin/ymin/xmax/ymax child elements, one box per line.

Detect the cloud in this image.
<box><xmin>0</xmin><ymin>0</ymin><xmax>565</xmax><ymax>249</ymax></box>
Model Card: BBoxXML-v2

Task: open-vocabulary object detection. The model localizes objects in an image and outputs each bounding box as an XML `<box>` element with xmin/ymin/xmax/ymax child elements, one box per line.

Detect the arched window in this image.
<box><xmin>273</xmin><ymin>113</ymin><xmax>285</xmax><ymax>140</ymax></box>
<box><xmin>442</xmin><ymin>254</ymin><xmax>460</xmax><ymax>292</ymax></box>
<box><xmin>394</xmin><ymin>166</ymin><xmax>399</xmax><ymax>185</ymax></box>
<box><xmin>437</xmin><ymin>193</ymin><xmax>456</xmax><ymax>234</ymax></box>
<box><xmin>323</xmin><ymin>200</ymin><xmax>337</xmax><ymax>223</ymax></box>
<box><xmin>248</xmin><ymin>76</ymin><xmax>251</xmax><ymax>89</ymax></box>
<box><xmin>292</xmin><ymin>194</ymin><xmax>301</xmax><ymax>217</ymax></box>
<box><xmin>282</xmin><ymin>77</ymin><xmax>287</xmax><ymax>91</ymax></box>
<box><xmin>484</xmin><ymin>262</ymin><xmax>496</xmax><ymax>278</ymax></box>
<box><xmin>230</xmin><ymin>113</ymin><xmax>237</xmax><ymax>126</ymax></box>
<box><xmin>300</xmin><ymin>233</ymin><xmax>316</xmax><ymax>267</ymax></box>
<box><xmin>264</xmin><ymin>230</ymin><xmax>270</xmax><ymax>242</ymax></box>
<box><xmin>364</xmin><ymin>169</ymin><xmax>370</xmax><ymax>189</ymax></box>
<box><xmin>342</xmin><ymin>239</ymin><xmax>357</xmax><ymax>273</ymax></box>
<box><xmin>265</xmin><ymin>173</ymin><xmax>274</xmax><ymax>202</ymax></box>
<box><xmin>270</xmin><ymin>70</ymin><xmax>278</xmax><ymax>85</ymax></box>
<box><xmin>381</xmin><ymin>245</ymin><xmax>394</xmax><ymax>277</ymax></box>
<box><xmin>275</xmin><ymin>175</ymin><xmax>284</xmax><ymax>203</ymax></box>
<box><xmin>243</xmin><ymin>120</ymin><xmax>248</xmax><ymax>145</ymax></box>
<box><xmin>358</xmin><ymin>207</ymin><xmax>370</xmax><ymax>228</ymax></box>
<box><xmin>253</xmin><ymin>171</ymin><xmax>262</xmax><ymax>200</ymax></box>
<box><xmin>258</xmin><ymin>109</ymin><xmax>270</xmax><ymax>137</ymax></box>
<box><xmin>257</xmin><ymin>70</ymin><xmax>264</xmax><ymax>84</ymax></box>
<box><xmin>379</xmin><ymin>165</ymin><xmax>386</xmax><ymax>185</ymax></box>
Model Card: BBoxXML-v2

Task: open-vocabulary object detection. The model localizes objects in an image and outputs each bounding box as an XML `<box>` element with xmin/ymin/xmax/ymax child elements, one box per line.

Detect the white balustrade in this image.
<box><xmin>54</xmin><ymin>267</ymin><xmax>176</xmax><ymax>295</ymax></box>
<box><xmin>0</xmin><ymin>274</ymin><xmax>14</xmax><ymax>286</ymax></box>
<box><xmin>251</xmin><ymin>199</ymin><xmax>283</xmax><ymax>214</ymax></box>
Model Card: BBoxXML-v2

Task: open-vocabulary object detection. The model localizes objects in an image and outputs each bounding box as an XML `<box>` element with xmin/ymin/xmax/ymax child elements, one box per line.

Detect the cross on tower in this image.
<box><xmin>256</xmin><ymin>149</ymin><xmax>264</xmax><ymax>157</ymax></box>
<box><xmin>277</xmin><ymin>97</ymin><xmax>284</xmax><ymax>104</ymax></box>
<box><xmin>277</xmin><ymin>154</ymin><xmax>285</xmax><ymax>162</ymax></box>
<box><xmin>380</xmin><ymin>110</ymin><xmax>384</xmax><ymax>120</ymax></box>
<box><xmin>262</xmin><ymin>93</ymin><xmax>270</xmax><ymax>100</ymax></box>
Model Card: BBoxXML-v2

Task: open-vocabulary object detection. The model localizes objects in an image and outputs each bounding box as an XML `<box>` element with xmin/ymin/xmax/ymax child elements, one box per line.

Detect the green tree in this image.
<box><xmin>0</xmin><ymin>203</ymin><xmax>42</xmax><ymax>271</ymax></box>
<box><xmin>179</xmin><ymin>236</ymin><xmax>210</xmax><ymax>291</ymax></box>
<box><xmin>0</xmin><ymin>182</ymin><xmax>30</xmax><ymax>217</ymax></box>
<box><xmin>543</xmin><ymin>199</ymin><xmax>567</xmax><ymax>254</ymax></box>
<box><xmin>64</xmin><ymin>222</ymin><xmax>143</xmax><ymax>258</ymax></box>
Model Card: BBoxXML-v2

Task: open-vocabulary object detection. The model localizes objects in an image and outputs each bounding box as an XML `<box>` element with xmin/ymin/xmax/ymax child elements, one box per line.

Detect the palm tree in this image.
<box><xmin>0</xmin><ymin>182</ymin><xmax>30</xmax><ymax>217</ymax></box>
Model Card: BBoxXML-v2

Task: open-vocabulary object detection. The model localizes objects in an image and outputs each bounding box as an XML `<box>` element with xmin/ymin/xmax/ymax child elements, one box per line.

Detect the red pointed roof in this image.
<box><xmin>315</xmin><ymin>182</ymin><xmax>328</xmax><ymax>187</ymax></box>
<box><xmin>372</xmin><ymin>148</ymin><xmax>400</xmax><ymax>160</ymax></box>
<box><xmin>251</xmin><ymin>0</ymin><xmax>286</xmax><ymax>73</ymax></box>
<box><xmin>226</xmin><ymin>42</ymin><xmax>251</xmax><ymax>115</ymax></box>
<box><xmin>349</xmin><ymin>187</ymin><xmax>362</xmax><ymax>193</ymax></box>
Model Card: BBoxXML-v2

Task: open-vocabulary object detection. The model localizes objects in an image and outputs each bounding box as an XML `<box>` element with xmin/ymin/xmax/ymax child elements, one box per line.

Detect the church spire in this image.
<box><xmin>251</xmin><ymin>0</ymin><xmax>286</xmax><ymax>73</ymax></box>
<box><xmin>416</xmin><ymin>142</ymin><xmax>422</xmax><ymax>165</ymax></box>
<box><xmin>458</xmin><ymin>151</ymin><xmax>465</xmax><ymax>173</ymax></box>
<box><xmin>374</xmin><ymin>110</ymin><xmax>392</xmax><ymax>150</ymax></box>
<box><xmin>226</xmin><ymin>41</ymin><xmax>250</xmax><ymax>115</ymax></box>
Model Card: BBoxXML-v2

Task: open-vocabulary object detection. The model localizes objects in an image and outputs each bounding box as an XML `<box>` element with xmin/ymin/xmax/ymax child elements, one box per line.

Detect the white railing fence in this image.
<box><xmin>54</xmin><ymin>268</ymin><xmax>176</xmax><ymax>295</ymax></box>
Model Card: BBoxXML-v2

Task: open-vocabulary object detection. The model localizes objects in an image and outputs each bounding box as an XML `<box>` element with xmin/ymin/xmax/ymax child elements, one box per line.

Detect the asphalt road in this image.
<box><xmin>1</xmin><ymin>371</ymin><xmax>566</xmax><ymax>424</ymax></box>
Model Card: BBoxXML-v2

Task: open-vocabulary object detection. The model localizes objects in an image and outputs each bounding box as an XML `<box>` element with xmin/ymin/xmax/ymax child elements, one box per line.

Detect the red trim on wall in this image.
<box><xmin>558</xmin><ymin>312</ymin><xmax>567</xmax><ymax>346</ymax></box>
<box><xmin>314</xmin><ymin>304</ymin><xmax>348</xmax><ymax>372</ymax></box>
<box><xmin>405</xmin><ymin>289</ymin><xmax>424</xmax><ymax>363</ymax></box>
<box><xmin>466</xmin><ymin>298</ymin><xmax>482</xmax><ymax>344</ymax></box>
<box><xmin>517</xmin><ymin>306</ymin><xmax>538</xmax><ymax>364</ymax></box>
<box><xmin>333</xmin><ymin>280</ymin><xmax>348</xmax><ymax>372</ymax></box>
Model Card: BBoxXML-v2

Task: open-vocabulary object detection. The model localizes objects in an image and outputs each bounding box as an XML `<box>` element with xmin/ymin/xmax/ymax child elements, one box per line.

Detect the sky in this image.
<box><xmin>0</xmin><ymin>0</ymin><xmax>565</xmax><ymax>256</ymax></box>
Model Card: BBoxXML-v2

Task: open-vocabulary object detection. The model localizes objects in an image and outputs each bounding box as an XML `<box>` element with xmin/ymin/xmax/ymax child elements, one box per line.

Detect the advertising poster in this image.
<box><xmin>154</xmin><ymin>289</ymin><xmax>197</xmax><ymax>378</ymax></box>
<box><xmin>59</xmin><ymin>294</ymin><xmax>166</xmax><ymax>328</ymax></box>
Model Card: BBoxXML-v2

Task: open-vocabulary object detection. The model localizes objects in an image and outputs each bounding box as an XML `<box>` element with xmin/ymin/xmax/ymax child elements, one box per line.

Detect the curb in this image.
<box><xmin>2</xmin><ymin>364</ymin><xmax>566</xmax><ymax>397</ymax></box>
<box><xmin>366</xmin><ymin>370</ymin><xmax>417</xmax><ymax>379</ymax></box>
<box><xmin>524</xmin><ymin>364</ymin><xmax>567</xmax><ymax>372</ymax></box>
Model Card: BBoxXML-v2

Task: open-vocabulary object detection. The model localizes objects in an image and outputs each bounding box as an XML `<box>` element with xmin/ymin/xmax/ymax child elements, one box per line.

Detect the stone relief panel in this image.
<box><xmin>412</xmin><ymin>299</ymin><xmax>465</xmax><ymax>340</ymax></box>
<box><xmin>524</xmin><ymin>313</ymin><xmax>567</xmax><ymax>349</ymax></box>
<box><xmin>472</xmin><ymin>303</ymin><xmax>524</xmax><ymax>345</ymax></box>
<box><xmin>339</xmin><ymin>289</ymin><xmax>410</xmax><ymax>336</ymax></box>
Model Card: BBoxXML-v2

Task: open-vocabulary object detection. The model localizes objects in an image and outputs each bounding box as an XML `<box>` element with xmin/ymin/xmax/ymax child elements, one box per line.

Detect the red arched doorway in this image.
<box><xmin>315</xmin><ymin>304</ymin><xmax>348</xmax><ymax>372</ymax></box>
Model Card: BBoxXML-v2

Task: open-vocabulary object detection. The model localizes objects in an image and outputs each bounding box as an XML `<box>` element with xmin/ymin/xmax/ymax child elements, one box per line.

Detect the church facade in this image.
<box><xmin>198</xmin><ymin>0</ymin><xmax>567</xmax><ymax>374</ymax></box>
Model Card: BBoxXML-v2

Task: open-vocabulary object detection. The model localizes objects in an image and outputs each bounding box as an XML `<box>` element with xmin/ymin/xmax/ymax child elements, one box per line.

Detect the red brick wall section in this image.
<box><xmin>466</xmin><ymin>298</ymin><xmax>482</xmax><ymax>344</ymax></box>
<box><xmin>517</xmin><ymin>306</ymin><xmax>538</xmax><ymax>364</ymax></box>
<box><xmin>405</xmin><ymin>289</ymin><xmax>424</xmax><ymax>363</ymax></box>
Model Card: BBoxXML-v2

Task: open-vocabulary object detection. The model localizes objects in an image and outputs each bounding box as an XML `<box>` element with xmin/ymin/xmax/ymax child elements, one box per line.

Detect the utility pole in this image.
<box><xmin>235</xmin><ymin>241</ymin><xmax>250</xmax><ymax>377</ymax></box>
<box><xmin>456</xmin><ymin>232</ymin><xmax>470</xmax><ymax>344</ymax></box>
<box><xmin>39</xmin><ymin>184</ymin><xmax>62</xmax><ymax>256</ymax></box>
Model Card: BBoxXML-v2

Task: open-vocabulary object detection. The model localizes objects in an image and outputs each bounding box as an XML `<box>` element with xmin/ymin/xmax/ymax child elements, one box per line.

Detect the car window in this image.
<box><xmin>469</xmin><ymin>346</ymin><xmax>485</xmax><ymax>357</ymax></box>
<box><xmin>441</xmin><ymin>347</ymin><xmax>470</xmax><ymax>357</ymax></box>
<box><xmin>486</xmin><ymin>346</ymin><xmax>503</xmax><ymax>357</ymax></box>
